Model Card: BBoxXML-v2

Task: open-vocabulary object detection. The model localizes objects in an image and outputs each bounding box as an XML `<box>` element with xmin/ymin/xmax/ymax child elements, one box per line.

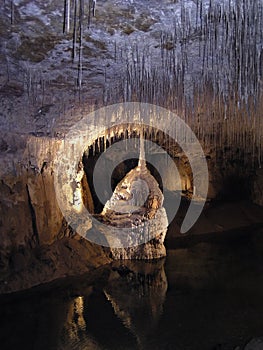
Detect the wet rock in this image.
<box><xmin>244</xmin><ymin>338</ymin><xmax>263</xmax><ymax>350</ymax></box>
<box><xmin>0</xmin><ymin>236</ymin><xmax>111</xmax><ymax>294</ymax></box>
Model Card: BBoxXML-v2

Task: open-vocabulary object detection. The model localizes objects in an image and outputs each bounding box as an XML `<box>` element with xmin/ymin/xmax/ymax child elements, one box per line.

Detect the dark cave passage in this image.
<box><xmin>81</xmin><ymin>127</ymin><xmax>193</xmax><ymax>214</ymax></box>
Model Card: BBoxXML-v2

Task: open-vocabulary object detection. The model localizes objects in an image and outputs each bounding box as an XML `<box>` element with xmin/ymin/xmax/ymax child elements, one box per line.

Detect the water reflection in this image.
<box><xmin>104</xmin><ymin>260</ymin><xmax>167</xmax><ymax>349</ymax></box>
<box><xmin>60</xmin><ymin>293</ymin><xmax>100</xmax><ymax>350</ymax></box>
<box><xmin>58</xmin><ymin>259</ymin><xmax>167</xmax><ymax>350</ymax></box>
<box><xmin>2</xmin><ymin>230</ymin><xmax>263</xmax><ymax>350</ymax></box>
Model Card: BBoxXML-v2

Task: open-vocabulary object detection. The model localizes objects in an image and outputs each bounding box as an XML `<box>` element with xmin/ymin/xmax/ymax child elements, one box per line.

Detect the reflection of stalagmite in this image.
<box><xmin>65</xmin><ymin>296</ymin><xmax>86</xmax><ymax>340</ymax></box>
<box><xmin>100</xmin><ymin>132</ymin><xmax>168</xmax><ymax>259</ymax></box>
<box><xmin>59</xmin><ymin>291</ymin><xmax>101</xmax><ymax>350</ymax></box>
<box><xmin>104</xmin><ymin>259</ymin><xmax>168</xmax><ymax>349</ymax></box>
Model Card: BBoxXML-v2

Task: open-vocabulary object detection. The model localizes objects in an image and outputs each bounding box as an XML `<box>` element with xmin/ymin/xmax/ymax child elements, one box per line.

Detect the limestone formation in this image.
<box><xmin>0</xmin><ymin>0</ymin><xmax>262</xmax><ymax>294</ymax></box>
<box><xmin>100</xmin><ymin>136</ymin><xmax>168</xmax><ymax>259</ymax></box>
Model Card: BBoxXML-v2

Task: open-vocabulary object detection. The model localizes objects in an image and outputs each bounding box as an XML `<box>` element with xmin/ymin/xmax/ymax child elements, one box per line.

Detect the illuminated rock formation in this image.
<box><xmin>100</xmin><ymin>135</ymin><xmax>168</xmax><ymax>259</ymax></box>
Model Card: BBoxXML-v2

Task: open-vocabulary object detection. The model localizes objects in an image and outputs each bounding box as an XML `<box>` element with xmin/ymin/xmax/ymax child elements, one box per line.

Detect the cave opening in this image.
<box><xmin>81</xmin><ymin>127</ymin><xmax>193</xmax><ymax>215</ymax></box>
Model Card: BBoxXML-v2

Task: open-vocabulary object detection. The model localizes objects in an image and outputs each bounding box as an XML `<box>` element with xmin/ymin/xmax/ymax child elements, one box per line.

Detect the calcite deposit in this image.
<box><xmin>100</xmin><ymin>137</ymin><xmax>168</xmax><ymax>259</ymax></box>
<box><xmin>0</xmin><ymin>0</ymin><xmax>262</xmax><ymax>293</ymax></box>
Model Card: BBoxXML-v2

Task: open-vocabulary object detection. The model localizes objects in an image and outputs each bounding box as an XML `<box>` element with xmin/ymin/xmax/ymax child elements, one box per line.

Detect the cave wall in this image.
<box><xmin>0</xmin><ymin>132</ymin><xmax>113</xmax><ymax>294</ymax></box>
<box><xmin>0</xmin><ymin>129</ymin><xmax>261</xmax><ymax>259</ymax></box>
<box><xmin>0</xmin><ymin>134</ymin><xmax>62</xmax><ymax>249</ymax></box>
<box><xmin>0</xmin><ymin>0</ymin><xmax>262</xmax><ymax>293</ymax></box>
<box><xmin>0</xmin><ymin>124</ymin><xmax>262</xmax><ymax>293</ymax></box>
<box><xmin>251</xmin><ymin>169</ymin><xmax>263</xmax><ymax>206</ymax></box>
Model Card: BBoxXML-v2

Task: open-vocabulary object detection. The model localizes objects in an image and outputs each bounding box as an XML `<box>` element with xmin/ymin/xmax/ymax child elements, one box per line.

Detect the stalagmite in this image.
<box><xmin>98</xmin><ymin>131</ymin><xmax>168</xmax><ymax>260</ymax></box>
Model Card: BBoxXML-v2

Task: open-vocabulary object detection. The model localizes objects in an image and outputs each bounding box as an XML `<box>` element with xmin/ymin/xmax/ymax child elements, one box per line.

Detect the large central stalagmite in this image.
<box><xmin>100</xmin><ymin>134</ymin><xmax>168</xmax><ymax>260</ymax></box>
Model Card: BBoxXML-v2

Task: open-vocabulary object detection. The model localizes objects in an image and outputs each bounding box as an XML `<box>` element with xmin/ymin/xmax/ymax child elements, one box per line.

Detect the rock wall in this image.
<box><xmin>0</xmin><ymin>134</ymin><xmax>62</xmax><ymax>248</ymax></box>
<box><xmin>0</xmin><ymin>122</ymin><xmax>262</xmax><ymax>294</ymax></box>
<box><xmin>0</xmin><ymin>132</ymin><xmax>111</xmax><ymax>294</ymax></box>
<box><xmin>251</xmin><ymin>169</ymin><xmax>263</xmax><ymax>207</ymax></box>
<box><xmin>0</xmin><ymin>0</ymin><xmax>262</xmax><ymax>294</ymax></box>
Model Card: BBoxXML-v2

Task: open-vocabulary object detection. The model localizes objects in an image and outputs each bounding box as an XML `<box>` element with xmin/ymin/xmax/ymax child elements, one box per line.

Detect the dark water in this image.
<box><xmin>1</xmin><ymin>229</ymin><xmax>263</xmax><ymax>350</ymax></box>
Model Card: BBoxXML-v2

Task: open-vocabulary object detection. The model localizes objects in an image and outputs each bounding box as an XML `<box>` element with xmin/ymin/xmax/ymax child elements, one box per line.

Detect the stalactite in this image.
<box><xmin>10</xmin><ymin>0</ymin><xmax>14</xmax><ymax>25</ymax></box>
<box><xmin>77</xmin><ymin>0</ymin><xmax>84</xmax><ymax>88</ymax></box>
<box><xmin>87</xmin><ymin>0</ymin><xmax>96</xmax><ymax>29</ymax></box>
<box><xmin>63</xmin><ymin>0</ymin><xmax>71</xmax><ymax>33</ymax></box>
<box><xmin>105</xmin><ymin>0</ymin><xmax>263</xmax><ymax>169</ymax></box>
<box><xmin>92</xmin><ymin>0</ymin><xmax>96</xmax><ymax>17</ymax></box>
<box><xmin>72</xmin><ymin>0</ymin><xmax>78</xmax><ymax>61</ymax></box>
